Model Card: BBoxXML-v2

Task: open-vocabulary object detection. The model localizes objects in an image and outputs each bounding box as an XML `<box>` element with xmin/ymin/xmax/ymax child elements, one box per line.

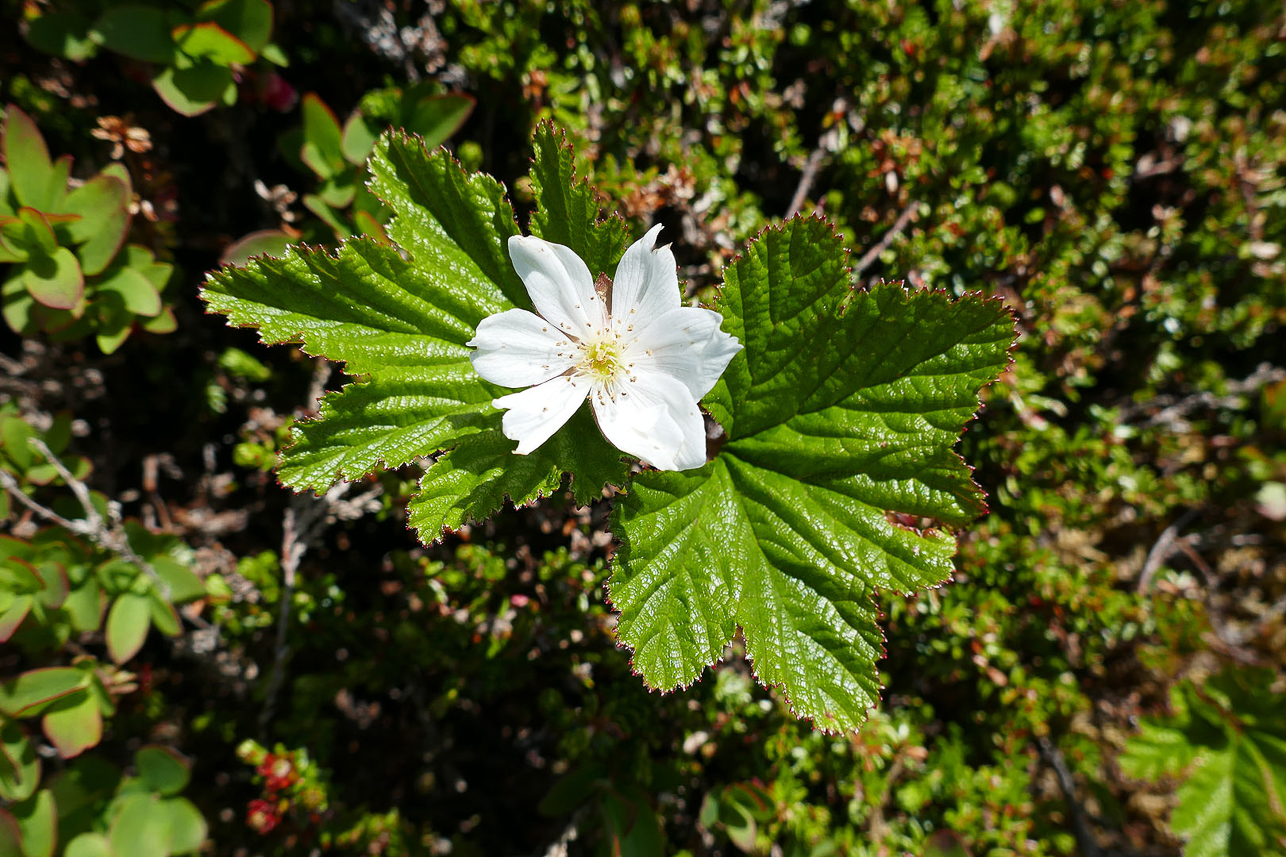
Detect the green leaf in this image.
<box><xmin>33</xmin><ymin>561</ymin><xmax>69</xmax><ymax>609</ymax></box>
<box><xmin>25</xmin><ymin>13</ymin><xmax>98</xmax><ymax>61</ymax></box>
<box><xmin>152</xmin><ymin>61</ymin><xmax>233</xmax><ymax>117</ymax></box>
<box><xmin>203</xmin><ymin>236</ymin><xmax>501</xmax><ymax>492</ymax></box>
<box><xmin>0</xmin><ymin>667</ymin><xmax>89</xmax><ymax>717</ymax></box>
<box><xmin>64</xmin><ymin>833</ymin><xmax>112</xmax><ymax>857</ymax></box>
<box><xmin>147</xmin><ymin>592</ymin><xmax>182</xmax><ymax>636</ymax></box>
<box><xmin>90</xmin><ymin>6</ymin><xmax>177</xmax><ymax>64</ymax></box>
<box><xmin>108</xmin><ymin>794</ymin><xmax>170</xmax><ymax>857</ymax></box>
<box><xmin>64</xmin><ymin>176</ymin><xmax>131</xmax><ymax>276</ymax></box>
<box><xmin>150</xmin><ymin>557</ymin><xmax>205</xmax><ymax>602</ymax></box>
<box><xmin>0</xmin><ymin>722</ymin><xmax>41</xmax><ymax>803</ymax></box>
<box><xmin>16</xmin><ymin>208</ymin><xmax>57</xmax><ymax>255</ymax></box>
<box><xmin>402</xmin><ymin>94</ymin><xmax>475</xmax><ymax>152</ymax></box>
<box><xmin>609</xmin><ymin>218</ymin><xmax>1015</xmax><ymax>732</ymax></box>
<box><xmin>2</xmin><ymin>106</ymin><xmax>53</xmax><ymax>210</ymax></box>
<box><xmin>41</xmin><ymin>690</ymin><xmax>103</xmax><ymax>759</ymax></box>
<box><xmin>118</xmin><ymin>245</ymin><xmax>172</xmax><ymax>293</ymax></box>
<box><xmin>135</xmin><ymin>746</ymin><xmax>190</xmax><ymax>797</ymax></box>
<box><xmin>140</xmin><ymin>306</ymin><xmax>177</xmax><ymax>334</ymax></box>
<box><xmin>408</xmin><ymin>409</ymin><xmax>625</xmax><ymax>539</ymax></box>
<box><xmin>528</xmin><ymin>121</ymin><xmax>628</xmax><ymax>277</ymax></box>
<box><xmin>105</xmin><ymin>593</ymin><xmax>152</xmax><ymax>664</ymax></box>
<box><xmin>218</xmin><ymin>229</ymin><xmax>294</xmax><ymax>267</ymax></box>
<box><xmin>162</xmin><ymin>797</ymin><xmax>206</xmax><ymax>853</ymax></box>
<box><xmin>62</xmin><ymin>577</ymin><xmax>103</xmax><ymax>633</ymax></box>
<box><xmin>341</xmin><ymin>112</ymin><xmax>380</xmax><ymax>165</ymax></box>
<box><xmin>43</xmin><ymin>156</ymin><xmax>73</xmax><ymax>214</ymax></box>
<box><xmin>368</xmin><ymin>132</ymin><xmax>528</xmax><ymax>310</ymax></box>
<box><xmin>10</xmin><ymin>789</ymin><xmax>56</xmax><ymax>857</ymax></box>
<box><xmin>172</xmin><ymin>21</ymin><xmax>254</xmax><ymax>64</ymax></box>
<box><xmin>197</xmin><ymin>0</ymin><xmax>272</xmax><ymax>53</ymax></box>
<box><xmin>1120</xmin><ymin>668</ymin><xmax>1286</xmax><ymax>857</ymax></box>
<box><xmin>95</xmin><ymin>267</ymin><xmax>162</xmax><ymax>317</ymax></box>
<box><xmin>22</xmin><ymin>246</ymin><xmax>85</xmax><ymax>310</ymax></box>
<box><xmin>0</xmin><ymin>595</ymin><xmax>33</xmax><ymax>642</ymax></box>
<box><xmin>300</xmin><ymin>93</ymin><xmax>345</xmax><ymax>177</ymax></box>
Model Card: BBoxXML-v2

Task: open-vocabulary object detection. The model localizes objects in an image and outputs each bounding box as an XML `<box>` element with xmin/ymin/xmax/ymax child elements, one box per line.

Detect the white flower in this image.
<box><xmin>467</xmin><ymin>225</ymin><xmax>742</xmax><ymax>471</ymax></box>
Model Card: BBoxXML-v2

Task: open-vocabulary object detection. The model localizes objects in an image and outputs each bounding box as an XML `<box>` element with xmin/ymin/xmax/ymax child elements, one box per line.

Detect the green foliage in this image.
<box><xmin>207</xmin><ymin>124</ymin><xmax>1013</xmax><ymax>731</ymax></box>
<box><xmin>1120</xmin><ymin>667</ymin><xmax>1286</xmax><ymax>857</ymax></box>
<box><xmin>23</xmin><ymin>0</ymin><xmax>283</xmax><ymax>117</ymax></box>
<box><xmin>222</xmin><ymin>85</ymin><xmax>475</xmax><ymax>261</ymax></box>
<box><xmin>0</xmin><ymin>105</ymin><xmax>174</xmax><ymax>353</ymax></box>
<box><xmin>0</xmin><ymin>406</ymin><xmax>90</xmax><ymax>507</ymax></box>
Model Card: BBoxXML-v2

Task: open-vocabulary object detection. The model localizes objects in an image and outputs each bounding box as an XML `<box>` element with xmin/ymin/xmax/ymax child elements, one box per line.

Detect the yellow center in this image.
<box><xmin>579</xmin><ymin>337</ymin><xmax>623</xmax><ymax>383</ymax></box>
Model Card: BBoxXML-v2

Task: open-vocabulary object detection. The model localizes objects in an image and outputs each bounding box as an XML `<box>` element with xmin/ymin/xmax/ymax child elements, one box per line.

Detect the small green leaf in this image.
<box><xmin>219</xmin><ymin>229</ymin><xmax>294</xmax><ymax>267</ymax></box>
<box><xmin>41</xmin><ymin>690</ymin><xmax>103</xmax><ymax>759</ymax></box>
<box><xmin>402</xmin><ymin>94</ymin><xmax>475</xmax><ymax>152</ymax></box>
<box><xmin>341</xmin><ymin>112</ymin><xmax>379</xmax><ymax>166</ymax></box>
<box><xmin>108</xmin><ymin>794</ymin><xmax>170</xmax><ymax>857</ymax></box>
<box><xmin>45</xmin><ymin>155</ymin><xmax>73</xmax><ymax>212</ymax></box>
<box><xmin>301</xmin><ymin>93</ymin><xmax>345</xmax><ymax>176</ymax></box>
<box><xmin>22</xmin><ymin>246</ymin><xmax>85</xmax><ymax>310</ymax></box>
<box><xmin>150</xmin><ymin>557</ymin><xmax>205</xmax><ymax>602</ymax></box>
<box><xmin>64</xmin><ymin>833</ymin><xmax>112</xmax><ymax>857</ymax></box>
<box><xmin>105</xmin><ymin>593</ymin><xmax>151</xmax><ymax>664</ymax></box>
<box><xmin>172</xmin><ymin>21</ymin><xmax>254</xmax><ymax>65</ymax></box>
<box><xmin>136</xmin><ymin>746</ymin><xmax>191</xmax><ymax>797</ymax></box>
<box><xmin>62</xmin><ymin>578</ymin><xmax>103</xmax><ymax>633</ymax></box>
<box><xmin>140</xmin><ymin>306</ymin><xmax>177</xmax><ymax>334</ymax></box>
<box><xmin>528</xmin><ymin>121</ymin><xmax>628</xmax><ymax>277</ymax></box>
<box><xmin>10</xmin><ymin>789</ymin><xmax>56</xmax><ymax>857</ymax></box>
<box><xmin>0</xmin><ymin>595</ymin><xmax>33</xmax><ymax>642</ymax></box>
<box><xmin>301</xmin><ymin>194</ymin><xmax>348</xmax><ymax>236</ymax></box>
<box><xmin>95</xmin><ymin>267</ymin><xmax>162</xmax><ymax>316</ymax></box>
<box><xmin>17</xmin><ymin>208</ymin><xmax>57</xmax><ymax>254</ymax></box>
<box><xmin>162</xmin><ymin>797</ymin><xmax>206</xmax><ymax>854</ymax></box>
<box><xmin>33</xmin><ymin>561</ymin><xmax>69</xmax><ymax>609</ymax></box>
<box><xmin>0</xmin><ymin>722</ymin><xmax>40</xmax><ymax>803</ymax></box>
<box><xmin>2</xmin><ymin>106</ymin><xmax>53</xmax><ymax>210</ymax></box>
<box><xmin>260</xmin><ymin>41</ymin><xmax>287</xmax><ymax>66</ymax></box>
<box><xmin>0</xmin><ymin>667</ymin><xmax>89</xmax><ymax>717</ymax></box>
<box><xmin>610</xmin><ymin>218</ymin><xmax>1015</xmax><ymax>732</ymax></box>
<box><xmin>2</xmin><ymin>279</ymin><xmax>37</xmax><ymax>334</ymax></box>
<box><xmin>26</xmin><ymin>14</ymin><xmax>98</xmax><ymax>61</ymax></box>
<box><xmin>118</xmin><ymin>245</ymin><xmax>172</xmax><ymax>293</ymax></box>
<box><xmin>152</xmin><ymin>61</ymin><xmax>233</xmax><ymax>117</ymax></box>
<box><xmin>95</xmin><ymin>321</ymin><xmax>133</xmax><ymax>355</ymax></box>
<box><xmin>64</xmin><ymin>175</ymin><xmax>131</xmax><ymax>276</ymax></box>
<box><xmin>90</xmin><ymin>5</ymin><xmax>177</xmax><ymax>63</ymax></box>
<box><xmin>147</xmin><ymin>592</ymin><xmax>182</xmax><ymax>636</ymax></box>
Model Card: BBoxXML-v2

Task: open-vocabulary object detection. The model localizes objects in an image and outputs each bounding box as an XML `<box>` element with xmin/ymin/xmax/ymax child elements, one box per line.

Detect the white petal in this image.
<box><xmin>507</xmin><ymin>235</ymin><xmax>604</xmax><ymax>337</ymax></box>
<box><xmin>493</xmin><ymin>375</ymin><xmax>588</xmax><ymax>455</ymax></box>
<box><xmin>593</xmin><ymin>372</ymin><xmax>707</xmax><ymax>471</ymax></box>
<box><xmin>468</xmin><ymin>308</ymin><xmax>575</xmax><ymax>388</ymax></box>
<box><xmin>610</xmin><ymin>224</ymin><xmax>679</xmax><ymax>331</ymax></box>
<box><xmin>626</xmin><ymin>306</ymin><xmax>743</xmax><ymax>400</ymax></box>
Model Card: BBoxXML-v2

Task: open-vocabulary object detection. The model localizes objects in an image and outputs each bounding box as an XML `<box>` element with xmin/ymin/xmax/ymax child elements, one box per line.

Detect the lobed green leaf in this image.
<box><xmin>610</xmin><ymin>217</ymin><xmax>1015</xmax><ymax>732</ymax></box>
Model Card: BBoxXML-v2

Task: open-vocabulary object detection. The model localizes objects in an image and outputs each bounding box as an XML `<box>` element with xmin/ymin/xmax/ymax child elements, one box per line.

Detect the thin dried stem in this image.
<box><xmin>855</xmin><ymin>200</ymin><xmax>919</xmax><ymax>276</ymax></box>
